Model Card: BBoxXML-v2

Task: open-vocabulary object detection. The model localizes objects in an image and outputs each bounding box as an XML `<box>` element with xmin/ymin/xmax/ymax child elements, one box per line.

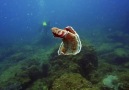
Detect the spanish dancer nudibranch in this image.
<box><xmin>51</xmin><ymin>26</ymin><xmax>82</xmax><ymax>55</ymax></box>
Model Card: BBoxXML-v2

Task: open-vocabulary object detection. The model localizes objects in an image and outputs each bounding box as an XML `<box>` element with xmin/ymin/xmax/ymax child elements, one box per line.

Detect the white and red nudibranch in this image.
<box><xmin>51</xmin><ymin>26</ymin><xmax>82</xmax><ymax>55</ymax></box>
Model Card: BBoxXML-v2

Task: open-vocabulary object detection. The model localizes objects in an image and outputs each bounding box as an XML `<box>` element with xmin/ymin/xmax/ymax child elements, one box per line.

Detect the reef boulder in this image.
<box><xmin>51</xmin><ymin>73</ymin><xmax>92</xmax><ymax>90</ymax></box>
<box><xmin>46</xmin><ymin>42</ymin><xmax>98</xmax><ymax>89</ymax></box>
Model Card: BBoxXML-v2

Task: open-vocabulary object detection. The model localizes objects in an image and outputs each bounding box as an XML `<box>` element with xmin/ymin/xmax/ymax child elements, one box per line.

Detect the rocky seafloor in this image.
<box><xmin>0</xmin><ymin>30</ymin><xmax>129</xmax><ymax>90</ymax></box>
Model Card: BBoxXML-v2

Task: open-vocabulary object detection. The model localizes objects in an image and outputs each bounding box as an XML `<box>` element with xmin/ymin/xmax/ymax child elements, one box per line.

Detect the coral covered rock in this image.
<box><xmin>102</xmin><ymin>75</ymin><xmax>119</xmax><ymax>90</ymax></box>
<box><xmin>118</xmin><ymin>72</ymin><xmax>129</xmax><ymax>90</ymax></box>
<box><xmin>0</xmin><ymin>59</ymin><xmax>42</xmax><ymax>89</ymax></box>
<box><xmin>47</xmin><ymin>42</ymin><xmax>98</xmax><ymax>89</ymax></box>
<box><xmin>105</xmin><ymin>48</ymin><xmax>129</xmax><ymax>65</ymax></box>
<box><xmin>26</xmin><ymin>79</ymin><xmax>48</xmax><ymax>90</ymax></box>
<box><xmin>0</xmin><ymin>41</ymin><xmax>98</xmax><ymax>90</ymax></box>
<box><xmin>51</xmin><ymin>73</ymin><xmax>92</xmax><ymax>90</ymax></box>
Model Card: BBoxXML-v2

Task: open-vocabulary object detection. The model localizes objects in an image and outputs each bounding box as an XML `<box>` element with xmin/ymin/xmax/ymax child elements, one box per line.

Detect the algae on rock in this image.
<box><xmin>46</xmin><ymin>42</ymin><xmax>98</xmax><ymax>89</ymax></box>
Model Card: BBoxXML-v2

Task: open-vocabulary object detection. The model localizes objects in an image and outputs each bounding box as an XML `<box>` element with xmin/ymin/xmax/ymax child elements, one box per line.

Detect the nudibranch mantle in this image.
<box><xmin>51</xmin><ymin>26</ymin><xmax>82</xmax><ymax>55</ymax></box>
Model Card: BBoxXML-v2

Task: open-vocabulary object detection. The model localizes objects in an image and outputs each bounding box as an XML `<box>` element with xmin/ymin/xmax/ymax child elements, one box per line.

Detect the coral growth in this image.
<box><xmin>46</xmin><ymin>42</ymin><xmax>98</xmax><ymax>89</ymax></box>
<box><xmin>0</xmin><ymin>41</ymin><xmax>97</xmax><ymax>89</ymax></box>
<box><xmin>51</xmin><ymin>73</ymin><xmax>92</xmax><ymax>90</ymax></box>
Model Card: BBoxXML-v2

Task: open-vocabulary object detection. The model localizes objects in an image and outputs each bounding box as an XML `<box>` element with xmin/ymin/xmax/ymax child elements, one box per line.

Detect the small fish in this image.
<box><xmin>51</xmin><ymin>26</ymin><xmax>82</xmax><ymax>55</ymax></box>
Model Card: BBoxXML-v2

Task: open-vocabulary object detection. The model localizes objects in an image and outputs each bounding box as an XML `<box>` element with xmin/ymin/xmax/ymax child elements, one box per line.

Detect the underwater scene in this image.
<box><xmin>0</xmin><ymin>0</ymin><xmax>129</xmax><ymax>90</ymax></box>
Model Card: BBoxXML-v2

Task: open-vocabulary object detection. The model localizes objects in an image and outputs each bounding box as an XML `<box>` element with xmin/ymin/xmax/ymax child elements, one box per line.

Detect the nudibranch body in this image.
<box><xmin>51</xmin><ymin>26</ymin><xmax>82</xmax><ymax>55</ymax></box>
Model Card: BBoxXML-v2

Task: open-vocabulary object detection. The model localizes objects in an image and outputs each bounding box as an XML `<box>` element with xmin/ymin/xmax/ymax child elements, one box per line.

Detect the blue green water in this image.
<box><xmin>0</xmin><ymin>0</ymin><xmax>129</xmax><ymax>46</ymax></box>
<box><xmin>0</xmin><ymin>0</ymin><xmax>129</xmax><ymax>90</ymax></box>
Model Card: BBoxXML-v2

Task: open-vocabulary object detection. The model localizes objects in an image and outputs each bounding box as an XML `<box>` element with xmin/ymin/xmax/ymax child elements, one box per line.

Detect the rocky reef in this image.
<box><xmin>51</xmin><ymin>73</ymin><xmax>93</xmax><ymax>90</ymax></box>
<box><xmin>0</xmin><ymin>41</ymin><xmax>99</xmax><ymax>90</ymax></box>
<box><xmin>0</xmin><ymin>33</ymin><xmax>129</xmax><ymax>90</ymax></box>
<box><xmin>95</xmin><ymin>31</ymin><xmax>129</xmax><ymax>90</ymax></box>
<box><xmin>46</xmin><ymin>41</ymin><xmax>98</xmax><ymax>89</ymax></box>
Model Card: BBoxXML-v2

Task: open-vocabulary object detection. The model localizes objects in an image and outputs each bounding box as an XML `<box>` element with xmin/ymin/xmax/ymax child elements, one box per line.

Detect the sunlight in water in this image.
<box><xmin>38</xmin><ymin>0</ymin><xmax>45</xmax><ymax>7</ymax></box>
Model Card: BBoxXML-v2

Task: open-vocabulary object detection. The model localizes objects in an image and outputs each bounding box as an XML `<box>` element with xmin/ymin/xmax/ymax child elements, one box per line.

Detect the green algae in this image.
<box><xmin>51</xmin><ymin>73</ymin><xmax>92</xmax><ymax>90</ymax></box>
<box><xmin>45</xmin><ymin>42</ymin><xmax>98</xmax><ymax>89</ymax></box>
<box><xmin>26</xmin><ymin>79</ymin><xmax>48</xmax><ymax>90</ymax></box>
<box><xmin>2</xmin><ymin>38</ymin><xmax>129</xmax><ymax>90</ymax></box>
<box><xmin>114</xmin><ymin>48</ymin><xmax>128</xmax><ymax>57</ymax></box>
